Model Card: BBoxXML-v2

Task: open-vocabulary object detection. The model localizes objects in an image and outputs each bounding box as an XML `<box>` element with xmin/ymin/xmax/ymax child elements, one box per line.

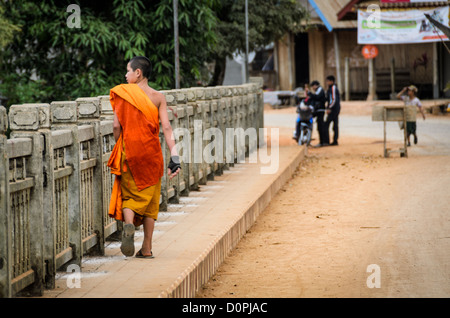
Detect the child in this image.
<box><xmin>396</xmin><ymin>85</ymin><xmax>426</xmax><ymax>146</ymax></box>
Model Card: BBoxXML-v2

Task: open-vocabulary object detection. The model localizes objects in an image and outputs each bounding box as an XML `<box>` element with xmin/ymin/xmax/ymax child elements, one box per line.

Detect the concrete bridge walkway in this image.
<box><xmin>39</xmin><ymin>144</ymin><xmax>306</xmax><ymax>298</ymax></box>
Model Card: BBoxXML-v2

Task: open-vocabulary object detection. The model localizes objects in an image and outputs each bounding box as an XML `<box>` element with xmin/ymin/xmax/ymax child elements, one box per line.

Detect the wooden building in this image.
<box><xmin>258</xmin><ymin>0</ymin><xmax>450</xmax><ymax>100</ymax></box>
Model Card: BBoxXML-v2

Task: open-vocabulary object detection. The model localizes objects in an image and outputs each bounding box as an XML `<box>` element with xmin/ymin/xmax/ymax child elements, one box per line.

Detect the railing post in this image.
<box><xmin>237</xmin><ymin>86</ymin><xmax>246</xmax><ymax>162</ymax></box>
<box><xmin>174</xmin><ymin>89</ymin><xmax>190</xmax><ymax>197</ymax></box>
<box><xmin>50</xmin><ymin>101</ymin><xmax>82</xmax><ymax>269</ymax></box>
<box><xmin>8</xmin><ymin>104</ymin><xmax>46</xmax><ymax>296</ymax></box>
<box><xmin>248</xmin><ymin>83</ymin><xmax>259</xmax><ymax>154</ymax></box>
<box><xmin>191</xmin><ymin>88</ymin><xmax>207</xmax><ymax>186</ymax></box>
<box><xmin>99</xmin><ymin>127</ymin><xmax>118</xmax><ymax>240</ymax></box>
<box><xmin>0</xmin><ymin>105</ymin><xmax>12</xmax><ymax>298</ymax></box>
<box><xmin>76</xmin><ymin>97</ymin><xmax>105</xmax><ymax>256</ymax></box>
<box><xmin>181</xmin><ymin>88</ymin><xmax>198</xmax><ymax>192</ymax></box>
<box><xmin>229</xmin><ymin>86</ymin><xmax>242</xmax><ymax>163</ymax></box>
<box><xmin>249</xmin><ymin>77</ymin><xmax>265</xmax><ymax>147</ymax></box>
<box><xmin>203</xmin><ymin>88</ymin><xmax>215</xmax><ymax>180</ymax></box>
<box><xmin>219</xmin><ymin>86</ymin><xmax>232</xmax><ymax>170</ymax></box>
<box><xmin>214</xmin><ymin>87</ymin><xmax>226</xmax><ymax>175</ymax></box>
<box><xmin>159</xmin><ymin>91</ymin><xmax>176</xmax><ymax>211</ymax></box>
<box><xmin>98</xmin><ymin>95</ymin><xmax>120</xmax><ymax>237</ymax></box>
<box><xmin>98</xmin><ymin>95</ymin><xmax>114</xmax><ymax>121</ymax></box>
<box><xmin>12</xmin><ymin>103</ymin><xmax>56</xmax><ymax>289</ymax></box>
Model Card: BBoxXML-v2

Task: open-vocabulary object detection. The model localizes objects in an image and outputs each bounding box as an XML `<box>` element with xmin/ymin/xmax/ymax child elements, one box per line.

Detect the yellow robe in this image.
<box><xmin>107</xmin><ymin>84</ymin><xmax>164</xmax><ymax>225</ymax></box>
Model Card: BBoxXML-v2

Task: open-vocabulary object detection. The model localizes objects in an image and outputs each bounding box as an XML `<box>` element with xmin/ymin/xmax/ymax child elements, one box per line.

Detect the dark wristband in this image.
<box><xmin>168</xmin><ymin>156</ymin><xmax>181</xmax><ymax>173</ymax></box>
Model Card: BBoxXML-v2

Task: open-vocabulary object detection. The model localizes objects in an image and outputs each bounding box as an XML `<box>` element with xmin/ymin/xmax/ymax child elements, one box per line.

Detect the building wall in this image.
<box><xmin>308</xmin><ymin>29</ymin><xmax>326</xmax><ymax>87</ymax></box>
<box><xmin>276</xmin><ymin>33</ymin><xmax>296</xmax><ymax>91</ymax></box>
<box><xmin>308</xmin><ymin>28</ymin><xmax>438</xmax><ymax>99</ymax></box>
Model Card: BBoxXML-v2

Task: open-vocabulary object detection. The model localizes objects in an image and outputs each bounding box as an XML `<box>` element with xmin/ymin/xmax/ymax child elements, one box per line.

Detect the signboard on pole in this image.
<box><xmin>358</xmin><ymin>6</ymin><xmax>449</xmax><ymax>44</ymax></box>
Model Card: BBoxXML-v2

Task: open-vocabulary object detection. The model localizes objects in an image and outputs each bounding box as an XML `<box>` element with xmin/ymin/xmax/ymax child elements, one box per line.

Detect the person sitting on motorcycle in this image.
<box><xmin>293</xmin><ymin>94</ymin><xmax>314</xmax><ymax>142</ymax></box>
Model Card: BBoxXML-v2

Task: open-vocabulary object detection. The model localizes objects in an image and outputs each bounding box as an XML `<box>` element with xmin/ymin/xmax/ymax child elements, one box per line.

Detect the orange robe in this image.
<box><xmin>107</xmin><ymin>84</ymin><xmax>164</xmax><ymax>223</ymax></box>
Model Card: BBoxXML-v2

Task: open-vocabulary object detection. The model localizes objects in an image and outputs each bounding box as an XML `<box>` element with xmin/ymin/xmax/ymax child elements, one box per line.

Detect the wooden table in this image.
<box><xmin>372</xmin><ymin>105</ymin><xmax>417</xmax><ymax>158</ymax></box>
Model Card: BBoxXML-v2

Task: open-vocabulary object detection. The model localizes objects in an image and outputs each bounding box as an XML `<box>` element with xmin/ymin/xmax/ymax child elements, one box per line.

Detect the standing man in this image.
<box><xmin>108</xmin><ymin>56</ymin><xmax>181</xmax><ymax>258</ymax></box>
<box><xmin>306</xmin><ymin>80</ymin><xmax>327</xmax><ymax>147</ymax></box>
<box><xmin>325</xmin><ymin>75</ymin><xmax>341</xmax><ymax>146</ymax></box>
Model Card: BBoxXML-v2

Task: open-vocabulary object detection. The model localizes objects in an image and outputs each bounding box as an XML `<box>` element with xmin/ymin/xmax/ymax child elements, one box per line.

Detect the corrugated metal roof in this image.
<box><xmin>308</xmin><ymin>0</ymin><xmax>358</xmax><ymax>31</ymax></box>
<box><xmin>336</xmin><ymin>0</ymin><xmax>449</xmax><ymax>21</ymax></box>
<box><xmin>356</xmin><ymin>0</ymin><xmax>449</xmax><ymax>9</ymax></box>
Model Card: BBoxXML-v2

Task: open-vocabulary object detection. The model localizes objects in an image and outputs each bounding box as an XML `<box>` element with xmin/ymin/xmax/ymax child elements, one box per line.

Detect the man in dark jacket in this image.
<box><xmin>306</xmin><ymin>80</ymin><xmax>327</xmax><ymax>147</ymax></box>
<box><xmin>325</xmin><ymin>75</ymin><xmax>341</xmax><ymax>146</ymax></box>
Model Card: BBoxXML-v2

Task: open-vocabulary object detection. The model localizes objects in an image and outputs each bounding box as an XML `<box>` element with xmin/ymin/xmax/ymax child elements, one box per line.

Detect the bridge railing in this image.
<box><xmin>0</xmin><ymin>78</ymin><xmax>264</xmax><ymax>298</ymax></box>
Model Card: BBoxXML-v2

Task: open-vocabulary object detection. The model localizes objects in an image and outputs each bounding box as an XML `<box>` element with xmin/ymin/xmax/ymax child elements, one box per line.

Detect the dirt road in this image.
<box><xmin>197</xmin><ymin>104</ymin><xmax>450</xmax><ymax>298</ymax></box>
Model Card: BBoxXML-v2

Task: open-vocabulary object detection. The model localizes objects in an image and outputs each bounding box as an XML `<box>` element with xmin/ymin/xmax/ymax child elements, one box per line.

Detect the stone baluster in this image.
<box><xmin>8</xmin><ymin>104</ymin><xmax>46</xmax><ymax>296</ymax></box>
<box><xmin>203</xmin><ymin>87</ymin><xmax>216</xmax><ymax>180</ymax></box>
<box><xmin>50</xmin><ymin>101</ymin><xmax>82</xmax><ymax>269</ymax></box>
<box><xmin>159</xmin><ymin>91</ymin><xmax>175</xmax><ymax>211</ymax></box>
<box><xmin>250</xmin><ymin>77</ymin><xmax>265</xmax><ymax>147</ymax></box>
<box><xmin>98</xmin><ymin>95</ymin><xmax>114</xmax><ymax>121</ymax></box>
<box><xmin>219</xmin><ymin>86</ymin><xmax>233</xmax><ymax>169</ymax></box>
<box><xmin>180</xmin><ymin>88</ymin><xmax>197</xmax><ymax>193</ymax></box>
<box><xmin>76</xmin><ymin>97</ymin><xmax>105</xmax><ymax>256</ymax></box>
<box><xmin>214</xmin><ymin>87</ymin><xmax>226</xmax><ymax>175</ymax></box>
<box><xmin>194</xmin><ymin>87</ymin><xmax>211</xmax><ymax>183</ymax></box>
<box><xmin>191</xmin><ymin>88</ymin><xmax>207</xmax><ymax>186</ymax></box>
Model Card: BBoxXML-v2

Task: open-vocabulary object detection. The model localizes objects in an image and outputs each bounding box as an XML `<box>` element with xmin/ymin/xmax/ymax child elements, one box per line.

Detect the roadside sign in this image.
<box><xmin>362</xmin><ymin>45</ymin><xmax>379</xmax><ymax>59</ymax></box>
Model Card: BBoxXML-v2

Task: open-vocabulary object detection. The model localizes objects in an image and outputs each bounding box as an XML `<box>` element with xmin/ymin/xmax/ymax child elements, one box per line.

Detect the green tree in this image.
<box><xmin>0</xmin><ymin>0</ymin><xmax>218</xmax><ymax>106</ymax></box>
<box><xmin>0</xmin><ymin>6</ymin><xmax>21</xmax><ymax>49</ymax></box>
<box><xmin>209</xmin><ymin>0</ymin><xmax>309</xmax><ymax>86</ymax></box>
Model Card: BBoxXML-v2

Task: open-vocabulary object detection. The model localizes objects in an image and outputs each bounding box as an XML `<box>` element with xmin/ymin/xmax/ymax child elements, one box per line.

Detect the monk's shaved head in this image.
<box><xmin>129</xmin><ymin>56</ymin><xmax>152</xmax><ymax>79</ymax></box>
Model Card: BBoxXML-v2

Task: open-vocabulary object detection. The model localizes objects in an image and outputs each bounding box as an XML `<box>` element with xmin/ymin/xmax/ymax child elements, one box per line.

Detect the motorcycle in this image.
<box><xmin>294</xmin><ymin>99</ymin><xmax>314</xmax><ymax>146</ymax></box>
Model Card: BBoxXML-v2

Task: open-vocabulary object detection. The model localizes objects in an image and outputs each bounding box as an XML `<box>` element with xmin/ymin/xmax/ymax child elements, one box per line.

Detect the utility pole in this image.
<box><xmin>174</xmin><ymin>0</ymin><xmax>180</xmax><ymax>89</ymax></box>
<box><xmin>244</xmin><ymin>0</ymin><xmax>249</xmax><ymax>83</ymax></box>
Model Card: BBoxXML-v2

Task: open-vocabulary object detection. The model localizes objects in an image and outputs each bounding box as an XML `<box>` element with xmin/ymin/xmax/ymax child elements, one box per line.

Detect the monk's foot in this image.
<box><xmin>120</xmin><ymin>223</ymin><xmax>135</xmax><ymax>257</ymax></box>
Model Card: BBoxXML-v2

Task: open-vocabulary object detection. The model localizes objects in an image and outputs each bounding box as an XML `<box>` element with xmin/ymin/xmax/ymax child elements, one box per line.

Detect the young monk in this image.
<box><xmin>108</xmin><ymin>56</ymin><xmax>181</xmax><ymax>258</ymax></box>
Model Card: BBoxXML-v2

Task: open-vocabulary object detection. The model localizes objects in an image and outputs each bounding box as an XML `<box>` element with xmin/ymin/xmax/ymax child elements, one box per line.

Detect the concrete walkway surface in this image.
<box><xmin>40</xmin><ymin>144</ymin><xmax>306</xmax><ymax>298</ymax></box>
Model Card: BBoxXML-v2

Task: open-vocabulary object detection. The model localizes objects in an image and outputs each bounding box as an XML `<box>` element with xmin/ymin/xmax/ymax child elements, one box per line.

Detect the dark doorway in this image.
<box><xmin>295</xmin><ymin>33</ymin><xmax>309</xmax><ymax>88</ymax></box>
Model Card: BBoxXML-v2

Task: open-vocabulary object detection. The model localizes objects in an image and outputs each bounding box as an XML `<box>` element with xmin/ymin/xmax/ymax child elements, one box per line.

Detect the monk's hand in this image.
<box><xmin>168</xmin><ymin>155</ymin><xmax>181</xmax><ymax>179</ymax></box>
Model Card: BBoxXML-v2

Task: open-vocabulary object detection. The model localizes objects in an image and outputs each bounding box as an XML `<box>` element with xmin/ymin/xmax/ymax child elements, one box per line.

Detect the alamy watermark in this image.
<box><xmin>173</xmin><ymin>123</ymin><xmax>280</xmax><ymax>175</ymax></box>
<box><xmin>366</xmin><ymin>4</ymin><xmax>381</xmax><ymax>29</ymax></box>
<box><xmin>366</xmin><ymin>264</ymin><xmax>381</xmax><ymax>288</ymax></box>
<box><xmin>66</xmin><ymin>264</ymin><xmax>81</xmax><ymax>289</ymax></box>
<box><xmin>67</xmin><ymin>4</ymin><xmax>81</xmax><ymax>29</ymax></box>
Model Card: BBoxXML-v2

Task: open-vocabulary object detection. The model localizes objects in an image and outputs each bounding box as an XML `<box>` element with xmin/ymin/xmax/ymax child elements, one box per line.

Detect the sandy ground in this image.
<box><xmin>196</xmin><ymin>102</ymin><xmax>450</xmax><ymax>298</ymax></box>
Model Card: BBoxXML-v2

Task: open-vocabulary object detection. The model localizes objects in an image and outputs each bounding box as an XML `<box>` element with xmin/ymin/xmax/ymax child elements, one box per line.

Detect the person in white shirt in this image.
<box><xmin>396</xmin><ymin>85</ymin><xmax>426</xmax><ymax>146</ymax></box>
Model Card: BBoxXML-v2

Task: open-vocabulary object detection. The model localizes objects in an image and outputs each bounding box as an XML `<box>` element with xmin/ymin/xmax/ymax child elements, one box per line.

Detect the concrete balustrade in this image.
<box><xmin>0</xmin><ymin>79</ymin><xmax>264</xmax><ymax>298</ymax></box>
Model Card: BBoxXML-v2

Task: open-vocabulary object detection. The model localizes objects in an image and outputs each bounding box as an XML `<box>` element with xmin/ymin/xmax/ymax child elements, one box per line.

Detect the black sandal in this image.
<box><xmin>135</xmin><ymin>249</ymin><xmax>154</xmax><ymax>259</ymax></box>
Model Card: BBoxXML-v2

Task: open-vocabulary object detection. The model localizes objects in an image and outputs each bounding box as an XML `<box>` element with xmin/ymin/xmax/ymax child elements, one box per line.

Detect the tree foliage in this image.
<box><xmin>0</xmin><ymin>0</ymin><xmax>218</xmax><ymax>106</ymax></box>
<box><xmin>0</xmin><ymin>5</ymin><xmax>21</xmax><ymax>49</ymax></box>
<box><xmin>0</xmin><ymin>0</ymin><xmax>307</xmax><ymax>107</ymax></box>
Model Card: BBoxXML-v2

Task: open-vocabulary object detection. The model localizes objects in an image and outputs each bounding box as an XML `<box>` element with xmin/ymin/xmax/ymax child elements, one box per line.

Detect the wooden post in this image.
<box><xmin>345</xmin><ymin>57</ymin><xmax>350</xmax><ymax>101</ymax></box>
<box><xmin>367</xmin><ymin>58</ymin><xmax>377</xmax><ymax>101</ymax></box>
<box><xmin>390</xmin><ymin>58</ymin><xmax>396</xmax><ymax>99</ymax></box>
<box><xmin>433</xmin><ymin>42</ymin><xmax>439</xmax><ymax>99</ymax></box>
<box><xmin>334</xmin><ymin>32</ymin><xmax>342</xmax><ymax>92</ymax></box>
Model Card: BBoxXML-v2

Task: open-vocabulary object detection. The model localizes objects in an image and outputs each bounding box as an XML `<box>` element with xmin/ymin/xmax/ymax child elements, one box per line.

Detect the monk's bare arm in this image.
<box><xmin>158</xmin><ymin>94</ymin><xmax>178</xmax><ymax>156</ymax></box>
<box><xmin>113</xmin><ymin>112</ymin><xmax>122</xmax><ymax>142</ymax></box>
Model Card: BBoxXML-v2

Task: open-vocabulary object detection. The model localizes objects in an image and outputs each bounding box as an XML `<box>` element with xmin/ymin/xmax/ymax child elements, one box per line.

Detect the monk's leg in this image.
<box><xmin>123</xmin><ymin>208</ymin><xmax>135</xmax><ymax>224</ymax></box>
<box><xmin>121</xmin><ymin>208</ymin><xmax>136</xmax><ymax>256</ymax></box>
<box><xmin>141</xmin><ymin>217</ymin><xmax>155</xmax><ymax>256</ymax></box>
